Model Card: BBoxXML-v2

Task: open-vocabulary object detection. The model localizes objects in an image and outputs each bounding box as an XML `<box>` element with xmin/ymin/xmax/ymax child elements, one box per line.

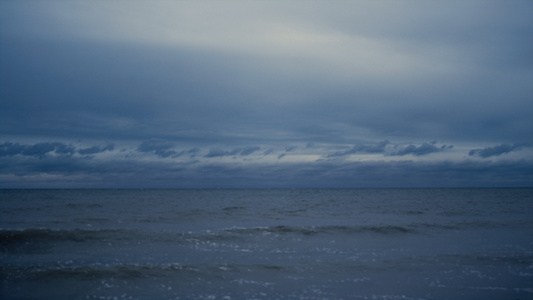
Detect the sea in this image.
<box><xmin>0</xmin><ymin>188</ymin><xmax>532</xmax><ymax>300</ymax></box>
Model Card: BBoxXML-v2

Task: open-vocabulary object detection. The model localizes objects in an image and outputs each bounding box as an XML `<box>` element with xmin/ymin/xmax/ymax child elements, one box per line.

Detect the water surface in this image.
<box><xmin>1</xmin><ymin>188</ymin><xmax>532</xmax><ymax>299</ymax></box>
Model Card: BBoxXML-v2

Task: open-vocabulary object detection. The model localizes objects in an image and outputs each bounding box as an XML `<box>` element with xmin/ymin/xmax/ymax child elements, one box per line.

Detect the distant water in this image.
<box><xmin>1</xmin><ymin>188</ymin><xmax>532</xmax><ymax>300</ymax></box>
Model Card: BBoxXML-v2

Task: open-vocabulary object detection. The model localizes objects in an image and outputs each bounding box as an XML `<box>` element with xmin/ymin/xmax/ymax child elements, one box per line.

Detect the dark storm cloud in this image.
<box><xmin>469</xmin><ymin>143</ymin><xmax>530</xmax><ymax>158</ymax></box>
<box><xmin>0</xmin><ymin>152</ymin><xmax>195</xmax><ymax>189</ymax></box>
<box><xmin>78</xmin><ymin>143</ymin><xmax>115</xmax><ymax>155</ymax></box>
<box><xmin>389</xmin><ymin>142</ymin><xmax>453</xmax><ymax>157</ymax></box>
<box><xmin>204</xmin><ymin>146</ymin><xmax>261</xmax><ymax>158</ymax></box>
<box><xmin>240</xmin><ymin>146</ymin><xmax>261</xmax><ymax>156</ymax></box>
<box><xmin>327</xmin><ymin>140</ymin><xmax>390</xmax><ymax>157</ymax></box>
<box><xmin>0</xmin><ymin>142</ymin><xmax>75</xmax><ymax>158</ymax></box>
<box><xmin>277</xmin><ymin>146</ymin><xmax>298</xmax><ymax>158</ymax></box>
<box><xmin>275</xmin><ymin>146</ymin><xmax>296</xmax><ymax>159</ymax></box>
<box><xmin>1</xmin><ymin>142</ymin><xmax>116</xmax><ymax>158</ymax></box>
<box><xmin>0</xmin><ymin>142</ymin><xmax>26</xmax><ymax>157</ymax></box>
<box><xmin>137</xmin><ymin>140</ymin><xmax>180</xmax><ymax>158</ymax></box>
<box><xmin>187</xmin><ymin>148</ymin><xmax>200</xmax><ymax>157</ymax></box>
<box><xmin>264</xmin><ymin>148</ymin><xmax>274</xmax><ymax>155</ymax></box>
<box><xmin>205</xmin><ymin>148</ymin><xmax>240</xmax><ymax>158</ymax></box>
<box><xmin>285</xmin><ymin>146</ymin><xmax>297</xmax><ymax>152</ymax></box>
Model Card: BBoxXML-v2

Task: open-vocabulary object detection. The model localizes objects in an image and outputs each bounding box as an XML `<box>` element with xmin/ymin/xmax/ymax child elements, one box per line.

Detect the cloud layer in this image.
<box><xmin>0</xmin><ymin>142</ymin><xmax>114</xmax><ymax>158</ymax></box>
<box><xmin>469</xmin><ymin>143</ymin><xmax>530</xmax><ymax>158</ymax></box>
<box><xmin>0</xmin><ymin>1</ymin><xmax>531</xmax><ymax>188</ymax></box>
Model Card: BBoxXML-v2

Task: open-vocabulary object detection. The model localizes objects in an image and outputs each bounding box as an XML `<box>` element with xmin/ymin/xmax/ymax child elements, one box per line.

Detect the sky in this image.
<box><xmin>0</xmin><ymin>1</ymin><xmax>532</xmax><ymax>188</ymax></box>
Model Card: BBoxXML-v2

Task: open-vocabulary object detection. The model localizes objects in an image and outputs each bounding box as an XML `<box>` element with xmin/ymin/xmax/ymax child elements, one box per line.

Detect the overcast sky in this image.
<box><xmin>1</xmin><ymin>1</ymin><xmax>532</xmax><ymax>188</ymax></box>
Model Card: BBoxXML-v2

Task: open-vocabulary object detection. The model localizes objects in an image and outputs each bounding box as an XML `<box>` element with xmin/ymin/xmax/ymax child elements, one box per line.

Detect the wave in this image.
<box><xmin>0</xmin><ymin>224</ymin><xmax>421</xmax><ymax>244</ymax></box>
<box><xmin>0</xmin><ymin>262</ymin><xmax>286</xmax><ymax>281</ymax></box>
<box><xmin>220</xmin><ymin>224</ymin><xmax>414</xmax><ymax>236</ymax></box>
<box><xmin>0</xmin><ymin>220</ymin><xmax>501</xmax><ymax>250</ymax></box>
<box><xmin>0</xmin><ymin>228</ymin><xmax>144</xmax><ymax>254</ymax></box>
<box><xmin>222</xmin><ymin>206</ymin><xmax>246</xmax><ymax>211</ymax></box>
<box><xmin>196</xmin><ymin>221</ymin><xmax>510</xmax><ymax>238</ymax></box>
<box><xmin>0</xmin><ymin>225</ymin><xmax>414</xmax><ymax>254</ymax></box>
<box><xmin>4</xmin><ymin>250</ymin><xmax>530</xmax><ymax>282</ymax></box>
<box><xmin>0</xmin><ymin>228</ymin><xmax>127</xmax><ymax>244</ymax></box>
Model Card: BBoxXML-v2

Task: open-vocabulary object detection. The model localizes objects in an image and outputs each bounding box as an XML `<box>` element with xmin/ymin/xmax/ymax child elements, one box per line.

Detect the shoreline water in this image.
<box><xmin>1</xmin><ymin>188</ymin><xmax>532</xmax><ymax>300</ymax></box>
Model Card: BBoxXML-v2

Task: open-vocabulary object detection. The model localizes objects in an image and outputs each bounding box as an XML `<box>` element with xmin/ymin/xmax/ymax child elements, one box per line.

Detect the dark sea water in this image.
<box><xmin>0</xmin><ymin>188</ymin><xmax>532</xmax><ymax>300</ymax></box>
